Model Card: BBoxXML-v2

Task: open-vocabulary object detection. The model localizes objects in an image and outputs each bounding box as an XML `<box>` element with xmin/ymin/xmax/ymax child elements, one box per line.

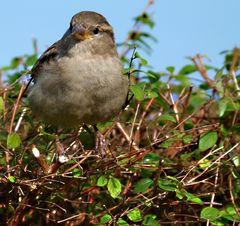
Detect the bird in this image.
<box><xmin>28</xmin><ymin>11</ymin><xmax>129</xmax><ymax>128</ymax></box>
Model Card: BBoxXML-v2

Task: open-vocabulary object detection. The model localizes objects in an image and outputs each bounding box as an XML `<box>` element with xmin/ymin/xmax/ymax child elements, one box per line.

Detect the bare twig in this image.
<box><xmin>192</xmin><ymin>54</ymin><xmax>213</xmax><ymax>87</ymax></box>
<box><xmin>116</xmin><ymin>122</ymin><xmax>139</xmax><ymax>150</ymax></box>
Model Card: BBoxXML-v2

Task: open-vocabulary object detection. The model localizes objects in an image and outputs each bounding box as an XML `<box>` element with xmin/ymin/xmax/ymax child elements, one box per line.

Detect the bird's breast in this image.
<box><xmin>28</xmin><ymin>53</ymin><xmax>129</xmax><ymax>127</ymax></box>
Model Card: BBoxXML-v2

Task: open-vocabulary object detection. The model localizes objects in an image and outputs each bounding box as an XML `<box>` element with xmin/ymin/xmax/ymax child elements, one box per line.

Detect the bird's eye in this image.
<box><xmin>93</xmin><ymin>27</ymin><xmax>99</xmax><ymax>35</ymax></box>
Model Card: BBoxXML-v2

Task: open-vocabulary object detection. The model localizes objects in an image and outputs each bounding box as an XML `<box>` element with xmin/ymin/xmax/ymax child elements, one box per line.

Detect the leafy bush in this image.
<box><xmin>1</xmin><ymin>2</ymin><xmax>240</xmax><ymax>226</ymax></box>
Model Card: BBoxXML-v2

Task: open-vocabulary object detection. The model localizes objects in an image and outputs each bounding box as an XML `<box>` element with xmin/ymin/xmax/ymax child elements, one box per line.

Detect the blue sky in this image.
<box><xmin>0</xmin><ymin>0</ymin><xmax>239</xmax><ymax>71</ymax></box>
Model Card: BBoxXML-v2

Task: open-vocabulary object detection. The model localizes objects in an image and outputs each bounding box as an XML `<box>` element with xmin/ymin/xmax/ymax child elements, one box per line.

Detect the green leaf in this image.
<box><xmin>199</xmin><ymin>159</ymin><xmax>211</xmax><ymax>168</ymax></box>
<box><xmin>218</xmin><ymin>97</ymin><xmax>233</xmax><ymax>117</ymax></box>
<box><xmin>135</xmin><ymin>13</ymin><xmax>155</xmax><ymax>28</ymax></box>
<box><xmin>123</xmin><ymin>67</ymin><xmax>133</xmax><ymax>75</ymax></box>
<box><xmin>158</xmin><ymin>179</ymin><xmax>177</xmax><ymax>192</ymax></box>
<box><xmin>97</xmin><ymin>121</ymin><xmax>114</xmax><ymax>133</ymax></box>
<box><xmin>179</xmin><ymin>65</ymin><xmax>197</xmax><ymax>75</ymax></box>
<box><xmin>200</xmin><ymin>207</ymin><xmax>221</xmax><ymax>220</ymax></box>
<box><xmin>7</xmin><ymin>133</ymin><xmax>21</xmax><ymax>149</ymax></box>
<box><xmin>147</xmin><ymin>70</ymin><xmax>161</xmax><ymax>83</ymax></box>
<box><xmin>175</xmin><ymin>188</ymin><xmax>184</xmax><ymax>199</ymax></box>
<box><xmin>166</xmin><ymin>66</ymin><xmax>175</xmax><ymax>73</ymax></box>
<box><xmin>144</xmin><ymin>153</ymin><xmax>161</xmax><ymax>163</ymax></box>
<box><xmin>25</xmin><ymin>54</ymin><xmax>38</xmax><ymax>67</ymax></box>
<box><xmin>133</xmin><ymin>178</ymin><xmax>153</xmax><ymax>193</ymax></box>
<box><xmin>220</xmin><ymin>204</ymin><xmax>240</xmax><ymax>221</ymax></box>
<box><xmin>147</xmin><ymin>71</ymin><xmax>161</xmax><ymax>79</ymax></box>
<box><xmin>0</xmin><ymin>96</ymin><xmax>4</xmax><ymax>114</ymax></box>
<box><xmin>11</xmin><ymin>57</ymin><xmax>22</xmax><ymax>68</ymax></box>
<box><xmin>8</xmin><ymin>176</ymin><xmax>15</xmax><ymax>183</ymax></box>
<box><xmin>218</xmin><ymin>99</ymin><xmax>227</xmax><ymax>117</ymax></box>
<box><xmin>97</xmin><ymin>175</ymin><xmax>108</xmax><ymax>187</ymax></box>
<box><xmin>159</xmin><ymin>138</ymin><xmax>174</xmax><ymax>148</ymax></box>
<box><xmin>107</xmin><ymin>176</ymin><xmax>122</xmax><ymax>198</ymax></box>
<box><xmin>199</xmin><ymin>131</ymin><xmax>218</xmax><ymax>151</ymax></box>
<box><xmin>215</xmin><ymin>67</ymin><xmax>224</xmax><ymax>98</ymax></box>
<box><xmin>100</xmin><ymin>214</ymin><xmax>112</xmax><ymax>224</ymax></box>
<box><xmin>175</xmin><ymin>74</ymin><xmax>191</xmax><ymax>86</ymax></box>
<box><xmin>127</xmin><ymin>208</ymin><xmax>142</xmax><ymax>222</ymax></box>
<box><xmin>117</xmin><ymin>218</ymin><xmax>129</xmax><ymax>226</ymax></box>
<box><xmin>72</xmin><ymin>168</ymin><xmax>81</xmax><ymax>177</ymax></box>
<box><xmin>189</xmin><ymin>93</ymin><xmax>208</xmax><ymax>107</ymax></box>
<box><xmin>131</xmin><ymin>84</ymin><xmax>145</xmax><ymax>101</ymax></box>
<box><xmin>39</xmin><ymin>128</ymin><xmax>55</xmax><ymax>139</ymax></box>
<box><xmin>147</xmin><ymin>90</ymin><xmax>158</xmax><ymax>98</ymax></box>
<box><xmin>159</xmin><ymin>115</ymin><xmax>176</xmax><ymax>123</ymax></box>
<box><xmin>182</xmin><ymin>135</ymin><xmax>192</xmax><ymax>144</ymax></box>
<box><xmin>2</xmin><ymin>57</ymin><xmax>22</xmax><ymax>71</ymax></box>
<box><xmin>135</xmin><ymin>52</ymin><xmax>148</xmax><ymax>65</ymax></box>
<box><xmin>142</xmin><ymin>214</ymin><xmax>159</xmax><ymax>226</ymax></box>
<box><xmin>185</xmin><ymin>192</ymin><xmax>203</xmax><ymax>203</ymax></box>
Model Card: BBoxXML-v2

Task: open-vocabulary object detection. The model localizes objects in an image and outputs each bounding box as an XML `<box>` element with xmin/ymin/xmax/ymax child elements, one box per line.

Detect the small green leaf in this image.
<box><xmin>147</xmin><ymin>71</ymin><xmax>160</xmax><ymax>79</ymax></box>
<box><xmin>97</xmin><ymin>121</ymin><xmax>114</xmax><ymax>133</ymax></box>
<box><xmin>185</xmin><ymin>192</ymin><xmax>203</xmax><ymax>204</ymax></box>
<box><xmin>142</xmin><ymin>214</ymin><xmax>159</xmax><ymax>226</ymax></box>
<box><xmin>218</xmin><ymin>97</ymin><xmax>233</xmax><ymax>117</ymax></box>
<box><xmin>127</xmin><ymin>208</ymin><xmax>142</xmax><ymax>222</ymax></box>
<box><xmin>39</xmin><ymin>128</ymin><xmax>55</xmax><ymax>139</ymax></box>
<box><xmin>166</xmin><ymin>66</ymin><xmax>175</xmax><ymax>73</ymax></box>
<box><xmin>215</xmin><ymin>67</ymin><xmax>224</xmax><ymax>98</ymax></box>
<box><xmin>182</xmin><ymin>135</ymin><xmax>192</xmax><ymax>144</ymax></box>
<box><xmin>123</xmin><ymin>67</ymin><xmax>133</xmax><ymax>75</ymax></box>
<box><xmin>179</xmin><ymin>65</ymin><xmax>197</xmax><ymax>75</ymax></box>
<box><xmin>7</xmin><ymin>133</ymin><xmax>21</xmax><ymax>149</ymax></box>
<box><xmin>72</xmin><ymin>168</ymin><xmax>81</xmax><ymax>177</ymax></box>
<box><xmin>159</xmin><ymin>138</ymin><xmax>174</xmax><ymax>148</ymax></box>
<box><xmin>175</xmin><ymin>74</ymin><xmax>191</xmax><ymax>86</ymax></box>
<box><xmin>8</xmin><ymin>176</ymin><xmax>15</xmax><ymax>183</ymax></box>
<box><xmin>199</xmin><ymin>131</ymin><xmax>218</xmax><ymax>151</ymax></box>
<box><xmin>226</xmin><ymin>205</ymin><xmax>237</xmax><ymax>215</ymax></box>
<box><xmin>107</xmin><ymin>176</ymin><xmax>122</xmax><ymax>198</ymax></box>
<box><xmin>147</xmin><ymin>90</ymin><xmax>158</xmax><ymax>98</ymax></box>
<box><xmin>133</xmin><ymin>178</ymin><xmax>153</xmax><ymax>193</ymax></box>
<box><xmin>135</xmin><ymin>52</ymin><xmax>148</xmax><ymax>65</ymax></box>
<box><xmin>25</xmin><ymin>54</ymin><xmax>38</xmax><ymax>67</ymax></box>
<box><xmin>100</xmin><ymin>214</ymin><xmax>112</xmax><ymax>224</ymax></box>
<box><xmin>200</xmin><ymin>207</ymin><xmax>220</xmax><ymax>220</ymax></box>
<box><xmin>135</xmin><ymin>13</ymin><xmax>155</xmax><ymax>28</ymax></box>
<box><xmin>147</xmin><ymin>70</ymin><xmax>161</xmax><ymax>83</ymax></box>
<box><xmin>159</xmin><ymin>115</ymin><xmax>176</xmax><ymax>123</ymax></box>
<box><xmin>158</xmin><ymin>179</ymin><xmax>177</xmax><ymax>192</ymax></box>
<box><xmin>144</xmin><ymin>153</ymin><xmax>161</xmax><ymax>163</ymax></box>
<box><xmin>141</xmin><ymin>58</ymin><xmax>148</xmax><ymax>65</ymax></box>
<box><xmin>199</xmin><ymin>159</ymin><xmax>211</xmax><ymax>168</ymax></box>
<box><xmin>131</xmin><ymin>84</ymin><xmax>145</xmax><ymax>101</ymax></box>
<box><xmin>175</xmin><ymin>189</ymin><xmax>184</xmax><ymax>199</ymax></box>
<box><xmin>97</xmin><ymin>175</ymin><xmax>108</xmax><ymax>187</ymax></box>
<box><xmin>117</xmin><ymin>218</ymin><xmax>129</xmax><ymax>226</ymax></box>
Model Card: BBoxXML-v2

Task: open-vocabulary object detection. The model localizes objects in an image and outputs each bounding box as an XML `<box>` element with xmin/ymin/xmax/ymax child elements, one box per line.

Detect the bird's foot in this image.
<box><xmin>95</xmin><ymin>131</ymin><xmax>109</xmax><ymax>159</ymax></box>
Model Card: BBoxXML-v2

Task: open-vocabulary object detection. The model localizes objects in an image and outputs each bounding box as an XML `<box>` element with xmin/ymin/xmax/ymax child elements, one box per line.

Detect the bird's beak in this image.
<box><xmin>72</xmin><ymin>24</ymin><xmax>90</xmax><ymax>40</ymax></box>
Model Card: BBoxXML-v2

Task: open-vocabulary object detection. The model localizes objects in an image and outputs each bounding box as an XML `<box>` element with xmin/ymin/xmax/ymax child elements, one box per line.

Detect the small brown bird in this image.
<box><xmin>28</xmin><ymin>11</ymin><xmax>129</xmax><ymax>128</ymax></box>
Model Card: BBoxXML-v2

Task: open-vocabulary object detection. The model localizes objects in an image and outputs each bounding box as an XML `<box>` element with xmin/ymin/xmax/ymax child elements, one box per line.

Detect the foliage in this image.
<box><xmin>1</xmin><ymin>1</ymin><xmax>240</xmax><ymax>225</ymax></box>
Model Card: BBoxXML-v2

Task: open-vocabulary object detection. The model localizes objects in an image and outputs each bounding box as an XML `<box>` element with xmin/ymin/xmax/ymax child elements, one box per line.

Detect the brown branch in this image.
<box><xmin>128</xmin><ymin>102</ymin><xmax>140</xmax><ymax>150</ymax></box>
<box><xmin>120</xmin><ymin>0</ymin><xmax>155</xmax><ymax>57</ymax></box>
<box><xmin>116</xmin><ymin>122</ymin><xmax>139</xmax><ymax>151</ymax></box>
<box><xmin>192</xmin><ymin>54</ymin><xmax>213</xmax><ymax>87</ymax></box>
<box><xmin>230</xmin><ymin>47</ymin><xmax>239</xmax><ymax>73</ymax></box>
<box><xmin>9</xmin><ymin>82</ymin><xmax>25</xmax><ymax>133</ymax></box>
<box><xmin>134</xmin><ymin>98</ymin><xmax>154</xmax><ymax>142</ymax></box>
<box><xmin>31</xmin><ymin>145</ymin><xmax>50</xmax><ymax>173</ymax></box>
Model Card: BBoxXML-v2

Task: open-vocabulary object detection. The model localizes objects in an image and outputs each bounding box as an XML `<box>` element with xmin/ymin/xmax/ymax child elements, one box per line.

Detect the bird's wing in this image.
<box><xmin>31</xmin><ymin>41</ymin><xmax>60</xmax><ymax>79</ymax></box>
